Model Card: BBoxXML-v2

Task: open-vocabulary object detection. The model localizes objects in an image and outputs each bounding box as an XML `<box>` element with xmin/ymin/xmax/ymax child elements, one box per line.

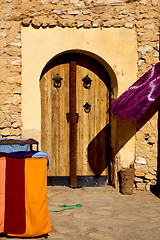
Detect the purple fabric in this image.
<box><xmin>109</xmin><ymin>61</ymin><xmax>160</xmax><ymax>121</ymax></box>
<box><xmin>0</xmin><ymin>151</ymin><xmax>38</xmax><ymax>159</ymax></box>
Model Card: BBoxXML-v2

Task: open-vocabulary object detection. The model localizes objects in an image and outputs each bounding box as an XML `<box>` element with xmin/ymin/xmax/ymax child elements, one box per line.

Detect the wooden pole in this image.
<box><xmin>69</xmin><ymin>61</ymin><xmax>77</xmax><ymax>187</ymax></box>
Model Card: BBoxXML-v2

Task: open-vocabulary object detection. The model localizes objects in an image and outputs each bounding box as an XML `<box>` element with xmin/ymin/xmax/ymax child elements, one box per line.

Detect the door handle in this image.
<box><xmin>66</xmin><ymin>113</ymin><xmax>79</xmax><ymax>123</ymax></box>
<box><xmin>66</xmin><ymin>113</ymin><xmax>70</xmax><ymax>122</ymax></box>
<box><xmin>76</xmin><ymin>113</ymin><xmax>79</xmax><ymax>123</ymax></box>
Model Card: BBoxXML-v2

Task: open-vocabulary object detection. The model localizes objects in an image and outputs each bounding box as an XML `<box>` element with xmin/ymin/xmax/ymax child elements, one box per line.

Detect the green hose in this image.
<box><xmin>49</xmin><ymin>203</ymin><xmax>82</xmax><ymax>212</ymax></box>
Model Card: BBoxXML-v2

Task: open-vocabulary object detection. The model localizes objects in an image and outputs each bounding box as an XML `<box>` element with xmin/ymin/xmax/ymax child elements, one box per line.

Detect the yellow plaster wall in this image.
<box><xmin>21</xmin><ymin>26</ymin><xmax>138</xmax><ymax>167</ymax></box>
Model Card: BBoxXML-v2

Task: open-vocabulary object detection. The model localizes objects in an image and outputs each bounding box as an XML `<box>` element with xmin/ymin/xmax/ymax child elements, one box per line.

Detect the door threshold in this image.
<box><xmin>47</xmin><ymin>175</ymin><xmax>108</xmax><ymax>187</ymax></box>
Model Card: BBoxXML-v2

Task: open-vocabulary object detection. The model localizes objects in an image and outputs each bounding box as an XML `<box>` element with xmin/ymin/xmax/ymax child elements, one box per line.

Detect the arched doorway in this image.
<box><xmin>40</xmin><ymin>52</ymin><xmax>111</xmax><ymax>187</ymax></box>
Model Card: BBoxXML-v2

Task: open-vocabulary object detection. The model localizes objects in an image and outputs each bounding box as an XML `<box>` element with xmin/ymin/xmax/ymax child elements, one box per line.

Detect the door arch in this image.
<box><xmin>40</xmin><ymin>52</ymin><xmax>111</xmax><ymax>187</ymax></box>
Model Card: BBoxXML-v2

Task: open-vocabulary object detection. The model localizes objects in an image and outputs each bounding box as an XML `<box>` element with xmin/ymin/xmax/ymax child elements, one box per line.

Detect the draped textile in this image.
<box><xmin>4</xmin><ymin>157</ymin><xmax>25</xmax><ymax>234</ymax></box>
<box><xmin>0</xmin><ymin>157</ymin><xmax>6</xmax><ymax>233</ymax></box>
<box><xmin>0</xmin><ymin>151</ymin><xmax>50</xmax><ymax>170</ymax></box>
<box><xmin>109</xmin><ymin>61</ymin><xmax>160</xmax><ymax>121</ymax></box>
<box><xmin>9</xmin><ymin>158</ymin><xmax>52</xmax><ymax>237</ymax></box>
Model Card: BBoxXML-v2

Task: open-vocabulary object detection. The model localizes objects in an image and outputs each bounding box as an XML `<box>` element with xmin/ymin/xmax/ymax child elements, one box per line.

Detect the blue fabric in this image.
<box><xmin>0</xmin><ymin>138</ymin><xmax>30</xmax><ymax>152</ymax></box>
<box><xmin>0</xmin><ymin>144</ymin><xmax>31</xmax><ymax>152</ymax></box>
<box><xmin>32</xmin><ymin>151</ymin><xmax>51</xmax><ymax>170</ymax></box>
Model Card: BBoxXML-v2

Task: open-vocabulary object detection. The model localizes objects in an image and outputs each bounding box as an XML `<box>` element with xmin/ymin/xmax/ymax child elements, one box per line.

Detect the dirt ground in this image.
<box><xmin>1</xmin><ymin>186</ymin><xmax>160</xmax><ymax>240</ymax></box>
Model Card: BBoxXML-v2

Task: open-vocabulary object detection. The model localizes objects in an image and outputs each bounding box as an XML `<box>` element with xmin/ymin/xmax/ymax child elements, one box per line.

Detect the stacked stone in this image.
<box><xmin>135</xmin><ymin>114</ymin><xmax>158</xmax><ymax>191</ymax></box>
<box><xmin>134</xmin><ymin>0</ymin><xmax>159</xmax><ymax>190</ymax></box>
<box><xmin>0</xmin><ymin>0</ymin><xmax>22</xmax><ymax>138</ymax></box>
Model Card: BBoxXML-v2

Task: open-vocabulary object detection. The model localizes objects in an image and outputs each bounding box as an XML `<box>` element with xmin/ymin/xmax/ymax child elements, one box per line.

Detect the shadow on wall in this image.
<box><xmin>109</xmin><ymin>97</ymin><xmax>160</xmax><ymax>188</ymax></box>
<box><xmin>113</xmin><ymin>97</ymin><xmax>159</xmax><ymax>155</ymax></box>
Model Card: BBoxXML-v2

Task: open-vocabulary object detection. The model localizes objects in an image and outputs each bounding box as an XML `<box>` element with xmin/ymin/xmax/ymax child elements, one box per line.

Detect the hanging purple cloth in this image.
<box><xmin>109</xmin><ymin>61</ymin><xmax>160</xmax><ymax>121</ymax></box>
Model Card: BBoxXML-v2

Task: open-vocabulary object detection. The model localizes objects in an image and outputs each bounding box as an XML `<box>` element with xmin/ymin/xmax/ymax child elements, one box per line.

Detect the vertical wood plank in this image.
<box><xmin>40</xmin><ymin>71</ymin><xmax>53</xmax><ymax>176</ymax></box>
<box><xmin>51</xmin><ymin>63</ymin><xmax>70</xmax><ymax>176</ymax></box>
<box><xmin>70</xmin><ymin>60</ymin><xmax>77</xmax><ymax>187</ymax></box>
<box><xmin>76</xmin><ymin>55</ymin><xmax>110</xmax><ymax>177</ymax></box>
<box><xmin>41</xmin><ymin>58</ymin><xmax>70</xmax><ymax>177</ymax></box>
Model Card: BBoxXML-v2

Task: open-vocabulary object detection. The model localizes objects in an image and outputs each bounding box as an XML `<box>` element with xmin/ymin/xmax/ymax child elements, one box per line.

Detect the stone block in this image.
<box><xmin>138</xmin><ymin>45</ymin><xmax>153</xmax><ymax>55</ymax></box>
<box><xmin>134</xmin><ymin>164</ymin><xmax>148</xmax><ymax>173</ymax></box>
<box><xmin>22</xmin><ymin>18</ymin><xmax>31</xmax><ymax>27</ymax></box>
<box><xmin>136</xmin><ymin>182</ymin><xmax>146</xmax><ymax>191</ymax></box>
<box><xmin>63</xmin><ymin>19</ymin><xmax>75</xmax><ymax>28</ymax></box>
<box><xmin>70</xmin><ymin>0</ymin><xmax>82</xmax><ymax>6</ymax></box>
<box><xmin>76</xmin><ymin>21</ymin><xmax>83</xmax><ymax>28</ymax></box>
<box><xmin>119</xmin><ymin>9</ymin><xmax>126</xmax><ymax>15</ymax></box>
<box><xmin>134</xmin><ymin>177</ymin><xmax>143</xmax><ymax>182</ymax></box>
<box><xmin>144</xmin><ymin>23</ymin><xmax>154</xmax><ymax>30</ymax></box>
<box><xmin>53</xmin><ymin>9</ymin><xmax>66</xmax><ymax>15</ymax></box>
<box><xmin>10</xmin><ymin>128</ymin><xmax>21</xmax><ymax>136</ymax></box>
<box><xmin>5</xmin><ymin>48</ymin><xmax>21</xmax><ymax>56</ymax></box>
<box><xmin>16</xmin><ymin>34</ymin><xmax>21</xmax><ymax>40</ymax></box>
<box><xmin>152</xmin><ymin>0</ymin><xmax>158</xmax><ymax>5</ymax></box>
<box><xmin>83</xmin><ymin>21</ymin><xmax>92</xmax><ymax>28</ymax></box>
<box><xmin>135</xmin><ymin>156</ymin><xmax>147</xmax><ymax>165</ymax></box>
<box><xmin>0</xmin><ymin>32</ymin><xmax>7</xmax><ymax>37</ymax></box>
<box><xmin>48</xmin><ymin>18</ymin><xmax>57</xmax><ymax>27</ymax></box>
<box><xmin>67</xmin><ymin>10</ymin><xmax>79</xmax><ymax>15</ymax></box>
<box><xmin>51</xmin><ymin>0</ymin><xmax>59</xmax><ymax>3</ymax></box>
<box><xmin>127</xmin><ymin>16</ymin><xmax>135</xmax><ymax>21</ymax></box>
<box><xmin>12</xmin><ymin>120</ymin><xmax>22</xmax><ymax>128</ymax></box>
<box><xmin>148</xmin><ymin>167</ymin><xmax>156</xmax><ymax>175</ymax></box>
<box><xmin>140</xmin><ymin>0</ymin><xmax>147</xmax><ymax>5</ymax></box>
<box><xmin>143</xmin><ymin>179</ymin><xmax>150</xmax><ymax>183</ymax></box>
<box><xmin>151</xmin><ymin>179</ymin><xmax>156</xmax><ymax>185</ymax></box>
<box><xmin>135</xmin><ymin>171</ymin><xmax>145</xmax><ymax>177</ymax></box>
<box><xmin>12</xmin><ymin>94</ymin><xmax>21</xmax><ymax>105</ymax></box>
<box><xmin>10</xmin><ymin>42</ymin><xmax>21</xmax><ymax>47</ymax></box>
<box><xmin>138</xmin><ymin>59</ymin><xmax>145</xmax><ymax>67</ymax></box>
<box><xmin>92</xmin><ymin>20</ymin><xmax>100</xmax><ymax>28</ymax></box>
<box><xmin>124</xmin><ymin>22</ymin><xmax>134</xmax><ymax>28</ymax></box>
<box><xmin>85</xmin><ymin>0</ymin><xmax>92</xmax><ymax>5</ymax></box>
<box><xmin>145</xmin><ymin>173</ymin><xmax>156</xmax><ymax>180</ymax></box>
<box><xmin>32</xmin><ymin>18</ymin><xmax>41</xmax><ymax>27</ymax></box>
<box><xmin>1</xmin><ymin>128</ymin><xmax>10</xmax><ymax>136</ymax></box>
<box><xmin>82</xmin><ymin>9</ymin><xmax>91</xmax><ymax>15</ymax></box>
<box><xmin>145</xmin><ymin>183</ymin><xmax>151</xmax><ymax>191</ymax></box>
<box><xmin>11</xmin><ymin>59</ymin><xmax>21</xmax><ymax>66</ymax></box>
<box><xmin>0</xmin><ymin>112</ymin><xmax>5</xmax><ymax>124</ymax></box>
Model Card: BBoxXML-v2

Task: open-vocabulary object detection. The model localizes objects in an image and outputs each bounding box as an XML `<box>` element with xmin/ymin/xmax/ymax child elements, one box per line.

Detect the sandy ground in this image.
<box><xmin>1</xmin><ymin>186</ymin><xmax>160</xmax><ymax>240</ymax></box>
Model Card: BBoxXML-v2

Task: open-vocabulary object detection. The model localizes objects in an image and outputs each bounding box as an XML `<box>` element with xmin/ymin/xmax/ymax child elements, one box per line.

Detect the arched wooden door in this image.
<box><xmin>40</xmin><ymin>53</ymin><xmax>110</xmax><ymax>187</ymax></box>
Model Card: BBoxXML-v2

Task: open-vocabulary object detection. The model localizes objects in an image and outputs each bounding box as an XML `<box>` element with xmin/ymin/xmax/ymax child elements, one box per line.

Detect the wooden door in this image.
<box><xmin>40</xmin><ymin>53</ymin><xmax>110</xmax><ymax>187</ymax></box>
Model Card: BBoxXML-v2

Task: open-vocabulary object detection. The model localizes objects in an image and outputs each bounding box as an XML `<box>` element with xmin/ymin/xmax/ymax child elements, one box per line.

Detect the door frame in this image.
<box><xmin>40</xmin><ymin>51</ymin><xmax>115</xmax><ymax>187</ymax></box>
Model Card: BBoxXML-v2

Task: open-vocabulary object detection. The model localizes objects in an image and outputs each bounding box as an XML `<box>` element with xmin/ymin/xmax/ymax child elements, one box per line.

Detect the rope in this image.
<box><xmin>49</xmin><ymin>203</ymin><xmax>82</xmax><ymax>212</ymax></box>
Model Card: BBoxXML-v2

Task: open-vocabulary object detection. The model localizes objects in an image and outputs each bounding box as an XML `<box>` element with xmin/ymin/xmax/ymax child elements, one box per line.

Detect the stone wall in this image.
<box><xmin>135</xmin><ymin>112</ymin><xmax>158</xmax><ymax>191</ymax></box>
<box><xmin>0</xmin><ymin>0</ymin><xmax>159</xmax><ymax>190</ymax></box>
<box><xmin>0</xmin><ymin>0</ymin><xmax>22</xmax><ymax>138</ymax></box>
